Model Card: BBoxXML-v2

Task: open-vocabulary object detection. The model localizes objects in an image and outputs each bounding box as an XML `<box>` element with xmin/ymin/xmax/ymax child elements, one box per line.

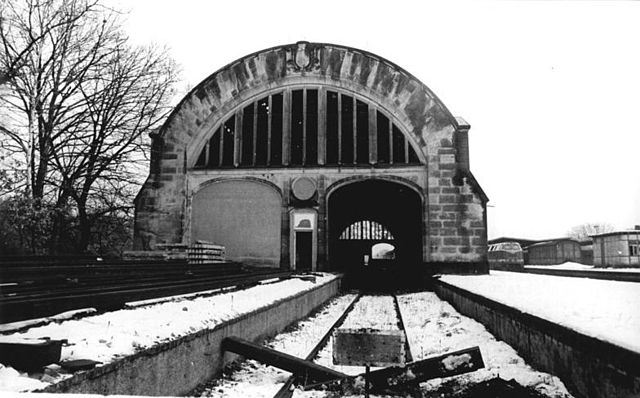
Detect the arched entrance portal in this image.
<box><xmin>328</xmin><ymin>180</ymin><xmax>422</xmax><ymax>286</ymax></box>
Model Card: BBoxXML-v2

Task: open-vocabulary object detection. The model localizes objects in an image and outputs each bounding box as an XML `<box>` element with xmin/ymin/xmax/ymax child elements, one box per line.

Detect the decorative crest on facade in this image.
<box><xmin>287</xmin><ymin>41</ymin><xmax>319</xmax><ymax>72</ymax></box>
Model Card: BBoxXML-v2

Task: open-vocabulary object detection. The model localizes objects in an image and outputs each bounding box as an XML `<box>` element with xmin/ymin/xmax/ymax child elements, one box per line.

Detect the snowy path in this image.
<box><xmin>314</xmin><ymin>295</ymin><xmax>400</xmax><ymax>376</ymax></box>
<box><xmin>440</xmin><ymin>271</ymin><xmax>640</xmax><ymax>353</ymax></box>
<box><xmin>201</xmin><ymin>292</ymin><xmax>573</xmax><ymax>397</ymax></box>
<box><xmin>396</xmin><ymin>292</ymin><xmax>572</xmax><ymax>397</ymax></box>
<box><xmin>194</xmin><ymin>294</ymin><xmax>358</xmax><ymax>397</ymax></box>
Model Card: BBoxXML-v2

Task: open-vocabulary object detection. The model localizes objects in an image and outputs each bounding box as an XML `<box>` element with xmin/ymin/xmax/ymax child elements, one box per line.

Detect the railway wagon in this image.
<box><xmin>487</xmin><ymin>242</ymin><xmax>524</xmax><ymax>270</ymax></box>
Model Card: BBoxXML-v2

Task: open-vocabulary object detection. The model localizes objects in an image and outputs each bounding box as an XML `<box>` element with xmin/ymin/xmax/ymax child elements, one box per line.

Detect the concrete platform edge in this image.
<box><xmin>434</xmin><ymin>279</ymin><xmax>640</xmax><ymax>398</ymax></box>
<box><xmin>39</xmin><ymin>274</ymin><xmax>343</xmax><ymax>396</ymax></box>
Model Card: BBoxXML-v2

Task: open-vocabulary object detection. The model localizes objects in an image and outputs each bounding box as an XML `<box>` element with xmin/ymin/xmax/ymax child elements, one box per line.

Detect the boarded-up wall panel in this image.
<box><xmin>191</xmin><ymin>180</ymin><xmax>281</xmax><ymax>267</ymax></box>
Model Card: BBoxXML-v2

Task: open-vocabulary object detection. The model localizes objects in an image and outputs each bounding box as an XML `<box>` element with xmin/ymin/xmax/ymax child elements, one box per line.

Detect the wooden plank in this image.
<box><xmin>305</xmin><ymin>346</ymin><xmax>484</xmax><ymax>392</ymax></box>
<box><xmin>333</xmin><ymin>328</ymin><xmax>405</xmax><ymax>367</ymax></box>
<box><xmin>221</xmin><ymin>336</ymin><xmax>347</xmax><ymax>383</ymax></box>
<box><xmin>0</xmin><ymin>339</ymin><xmax>63</xmax><ymax>371</ymax></box>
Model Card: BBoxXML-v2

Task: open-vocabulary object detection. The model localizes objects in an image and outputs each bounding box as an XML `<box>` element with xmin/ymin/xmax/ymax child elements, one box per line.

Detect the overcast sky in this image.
<box><xmin>114</xmin><ymin>0</ymin><xmax>640</xmax><ymax>239</ymax></box>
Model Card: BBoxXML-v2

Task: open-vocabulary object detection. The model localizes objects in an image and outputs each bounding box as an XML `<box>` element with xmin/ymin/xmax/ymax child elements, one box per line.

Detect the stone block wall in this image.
<box><xmin>133</xmin><ymin>42</ymin><xmax>489</xmax><ymax>274</ymax></box>
<box><xmin>425</xmin><ymin>120</ymin><xmax>488</xmax><ymax>271</ymax></box>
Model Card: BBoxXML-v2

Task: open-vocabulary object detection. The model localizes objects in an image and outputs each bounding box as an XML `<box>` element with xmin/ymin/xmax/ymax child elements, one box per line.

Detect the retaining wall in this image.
<box><xmin>40</xmin><ymin>275</ymin><xmax>342</xmax><ymax>396</ymax></box>
<box><xmin>434</xmin><ymin>280</ymin><xmax>640</xmax><ymax>398</ymax></box>
<box><xmin>522</xmin><ymin>267</ymin><xmax>640</xmax><ymax>283</ymax></box>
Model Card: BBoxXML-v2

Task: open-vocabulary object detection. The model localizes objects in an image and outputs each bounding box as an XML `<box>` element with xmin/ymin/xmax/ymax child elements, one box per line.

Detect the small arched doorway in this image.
<box><xmin>327</xmin><ymin>179</ymin><xmax>423</xmax><ymax>286</ymax></box>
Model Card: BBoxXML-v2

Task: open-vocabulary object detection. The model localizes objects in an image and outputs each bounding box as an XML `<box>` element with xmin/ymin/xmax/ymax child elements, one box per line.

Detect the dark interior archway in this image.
<box><xmin>328</xmin><ymin>180</ymin><xmax>422</xmax><ymax>279</ymax></box>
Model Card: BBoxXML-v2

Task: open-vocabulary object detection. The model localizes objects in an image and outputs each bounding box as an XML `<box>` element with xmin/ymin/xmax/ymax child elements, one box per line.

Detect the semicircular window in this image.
<box><xmin>338</xmin><ymin>220</ymin><xmax>395</xmax><ymax>241</ymax></box>
<box><xmin>193</xmin><ymin>88</ymin><xmax>422</xmax><ymax>169</ymax></box>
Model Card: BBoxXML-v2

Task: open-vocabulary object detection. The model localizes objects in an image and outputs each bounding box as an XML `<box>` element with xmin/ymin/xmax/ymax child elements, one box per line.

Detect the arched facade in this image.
<box><xmin>134</xmin><ymin>42</ymin><xmax>488</xmax><ymax>273</ymax></box>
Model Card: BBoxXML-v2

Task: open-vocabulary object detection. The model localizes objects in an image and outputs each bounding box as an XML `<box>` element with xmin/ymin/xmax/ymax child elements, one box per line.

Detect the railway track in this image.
<box><xmin>217</xmin><ymin>293</ymin><xmax>421</xmax><ymax>397</ymax></box>
<box><xmin>210</xmin><ymin>292</ymin><xmax>483</xmax><ymax>397</ymax></box>
<box><xmin>0</xmin><ymin>259</ymin><xmax>294</xmax><ymax>323</ymax></box>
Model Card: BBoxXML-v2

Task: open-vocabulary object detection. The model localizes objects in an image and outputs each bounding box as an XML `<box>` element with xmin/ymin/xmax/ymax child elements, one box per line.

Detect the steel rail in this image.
<box><xmin>0</xmin><ymin>270</ymin><xmax>293</xmax><ymax>323</ymax></box>
<box><xmin>392</xmin><ymin>293</ymin><xmax>422</xmax><ymax>398</ymax></box>
<box><xmin>272</xmin><ymin>292</ymin><xmax>362</xmax><ymax>398</ymax></box>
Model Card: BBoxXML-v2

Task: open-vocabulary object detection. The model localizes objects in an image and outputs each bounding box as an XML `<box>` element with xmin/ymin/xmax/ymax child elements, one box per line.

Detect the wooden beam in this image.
<box><xmin>221</xmin><ymin>336</ymin><xmax>348</xmax><ymax>383</ymax></box>
<box><xmin>304</xmin><ymin>346</ymin><xmax>484</xmax><ymax>393</ymax></box>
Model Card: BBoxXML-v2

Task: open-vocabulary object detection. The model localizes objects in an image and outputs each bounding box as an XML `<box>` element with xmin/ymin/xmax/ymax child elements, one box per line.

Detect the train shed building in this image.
<box><xmin>133</xmin><ymin>42</ymin><xmax>488</xmax><ymax>275</ymax></box>
<box><xmin>526</xmin><ymin>239</ymin><xmax>582</xmax><ymax>265</ymax></box>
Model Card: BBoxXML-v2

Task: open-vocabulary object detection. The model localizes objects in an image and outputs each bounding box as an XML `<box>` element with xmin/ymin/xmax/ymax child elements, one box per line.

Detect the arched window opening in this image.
<box><xmin>193</xmin><ymin>88</ymin><xmax>422</xmax><ymax>169</ymax></box>
<box><xmin>338</xmin><ymin>220</ymin><xmax>394</xmax><ymax>241</ymax></box>
<box><xmin>371</xmin><ymin>243</ymin><xmax>396</xmax><ymax>259</ymax></box>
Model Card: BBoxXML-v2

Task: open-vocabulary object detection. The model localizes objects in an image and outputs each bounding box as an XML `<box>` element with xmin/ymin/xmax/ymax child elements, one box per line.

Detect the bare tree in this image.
<box><xmin>51</xmin><ymin>43</ymin><xmax>178</xmax><ymax>251</ymax></box>
<box><xmin>567</xmin><ymin>223</ymin><xmax>615</xmax><ymax>241</ymax></box>
<box><xmin>0</xmin><ymin>0</ymin><xmax>93</xmax><ymax>85</ymax></box>
<box><xmin>0</xmin><ymin>0</ymin><xmax>117</xmax><ymax>199</ymax></box>
<box><xmin>0</xmin><ymin>0</ymin><xmax>179</xmax><ymax>254</ymax></box>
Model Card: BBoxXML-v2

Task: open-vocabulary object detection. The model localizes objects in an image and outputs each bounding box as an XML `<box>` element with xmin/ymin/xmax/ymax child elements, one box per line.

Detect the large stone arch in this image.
<box><xmin>326</xmin><ymin>177</ymin><xmax>424</xmax><ymax>269</ymax></box>
<box><xmin>158</xmin><ymin>42</ymin><xmax>461</xmax><ymax>168</ymax></box>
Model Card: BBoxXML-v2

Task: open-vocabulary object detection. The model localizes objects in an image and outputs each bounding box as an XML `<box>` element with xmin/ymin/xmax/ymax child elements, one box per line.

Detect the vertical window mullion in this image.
<box><xmin>282</xmin><ymin>89</ymin><xmax>291</xmax><ymax>165</ymax></box>
<box><xmin>337</xmin><ymin>93</ymin><xmax>342</xmax><ymax>164</ymax></box>
<box><xmin>234</xmin><ymin>110</ymin><xmax>242</xmax><ymax>166</ymax></box>
<box><xmin>302</xmin><ymin>88</ymin><xmax>307</xmax><ymax>165</ymax></box>
<box><xmin>267</xmin><ymin>95</ymin><xmax>272</xmax><ymax>166</ymax></box>
<box><xmin>404</xmin><ymin>136</ymin><xmax>409</xmax><ymax>164</ymax></box>
<box><xmin>204</xmin><ymin>141</ymin><xmax>210</xmax><ymax>167</ymax></box>
<box><xmin>369</xmin><ymin>106</ymin><xmax>377</xmax><ymax>164</ymax></box>
<box><xmin>352</xmin><ymin>97</ymin><xmax>357</xmax><ymax>164</ymax></box>
<box><xmin>218</xmin><ymin>125</ymin><xmax>224</xmax><ymax>167</ymax></box>
<box><xmin>318</xmin><ymin>88</ymin><xmax>326</xmax><ymax>165</ymax></box>
<box><xmin>388</xmin><ymin>119</ymin><xmax>393</xmax><ymax>164</ymax></box>
<box><xmin>252</xmin><ymin>101</ymin><xmax>258</xmax><ymax>166</ymax></box>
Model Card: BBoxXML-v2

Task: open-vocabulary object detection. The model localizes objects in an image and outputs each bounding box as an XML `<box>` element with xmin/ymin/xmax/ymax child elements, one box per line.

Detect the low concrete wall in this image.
<box><xmin>522</xmin><ymin>267</ymin><xmax>640</xmax><ymax>283</ymax></box>
<box><xmin>41</xmin><ymin>275</ymin><xmax>342</xmax><ymax>396</ymax></box>
<box><xmin>434</xmin><ymin>280</ymin><xmax>640</xmax><ymax>398</ymax></box>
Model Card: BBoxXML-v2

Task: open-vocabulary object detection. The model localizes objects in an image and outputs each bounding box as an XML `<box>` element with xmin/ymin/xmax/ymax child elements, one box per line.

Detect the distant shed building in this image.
<box><xmin>579</xmin><ymin>241</ymin><xmax>593</xmax><ymax>265</ymax></box>
<box><xmin>526</xmin><ymin>239</ymin><xmax>582</xmax><ymax>265</ymax></box>
<box><xmin>592</xmin><ymin>229</ymin><xmax>640</xmax><ymax>267</ymax></box>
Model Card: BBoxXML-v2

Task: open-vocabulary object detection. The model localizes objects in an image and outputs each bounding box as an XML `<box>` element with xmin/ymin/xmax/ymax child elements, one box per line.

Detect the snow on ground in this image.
<box><xmin>198</xmin><ymin>292</ymin><xmax>574</xmax><ymax>398</ymax></box>
<box><xmin>194</xmin><ymin>294</ymin><xmax>358</xmax><ymax>397</ymax></box>
<box><xmin>525</xmin><ymin>262</ymin><xmax>640</xmax><ymax>272</ymax></box>
<box><xmin>440</xmin><ymin>271</ymin><xmax>640</xmax><ymax>353</ymax></box>
<box><xmin>0</xmin><ymin>274</ymin><xmax>338</xmax><ymax>392</ymax></box>
<box><xmin>397</xmin><ymin>292</ymin><xmax>572</xmax><ymax>397</ymax></box>
<box><xmin>314</xmin><ymin>295</ymin><xmax>399</xmax><ymax>376</ymax></box>
<box><xmin>340</xmin><ymin>295</ymin><xmax>397</xmax><ymax>329</ymax></box>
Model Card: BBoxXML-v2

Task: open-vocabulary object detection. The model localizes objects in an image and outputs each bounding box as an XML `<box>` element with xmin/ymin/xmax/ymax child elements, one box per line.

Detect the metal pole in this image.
<box><xmin>365</xmin><ymin>364</ymin><xmax>370</xmax><ymax>398</ymax></box>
